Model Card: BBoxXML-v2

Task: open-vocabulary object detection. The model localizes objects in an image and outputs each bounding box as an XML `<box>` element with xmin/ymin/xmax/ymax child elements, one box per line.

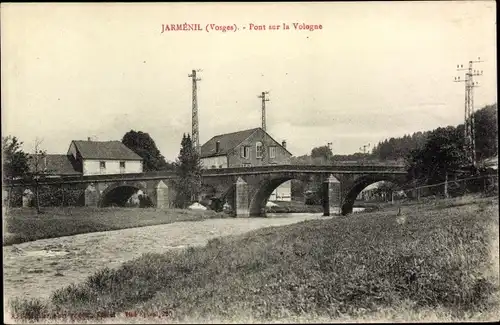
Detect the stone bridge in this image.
<box><xmin>5</xmin><ymin>164</ymin><xmax>408</xmax><ymax>216</ymax></box>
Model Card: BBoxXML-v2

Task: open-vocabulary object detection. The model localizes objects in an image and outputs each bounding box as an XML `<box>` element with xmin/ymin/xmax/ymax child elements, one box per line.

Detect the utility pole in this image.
<box><xmin>258</xmin><ymin>91</ymin><xmax>270</xmax><ymax>131</ymax></box>
<box><xmin>188</xmin><ymin>69</ymin><xmax>202</xmax><ymax>154</ymax></box>
<box><xmin>359</xmin><ymin>143</ymin><xmax>370</xmax><ymax>154</ymax></box>
<box><xmin>454</xmin><ymin>57</ymin><xmax>483</xmax><ymax>168</ymax></box>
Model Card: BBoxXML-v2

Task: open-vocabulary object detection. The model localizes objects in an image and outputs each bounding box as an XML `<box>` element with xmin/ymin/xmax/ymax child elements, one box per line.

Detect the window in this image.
<box><xmin>119</xmin><ymin>161</ymin><xmax>125</xmax><ymax>173</ymax></box>
<box><xmin>99</xmin><ymin>161</ymin><xmax>106</xmax><ymax>173</ymax></box>
<box><xmin>269</xmin><ymin>146</ymin><xmax>276</xmax><ymax>159</ymax></box>
<box><xmin>256</xmin><ymin>142</ymin><xmax>263</xmax><ymax>158</ymax></box>
<box><xmin>240</xmin><ymin>146</ymin><xmax>250</xmax><ymax>159</ymax></box>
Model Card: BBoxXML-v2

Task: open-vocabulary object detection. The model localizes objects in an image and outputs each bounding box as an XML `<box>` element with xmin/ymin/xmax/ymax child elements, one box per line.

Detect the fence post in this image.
<box><xmin>444</xmin><ymin>172</ymin><xmax>449</xmax><ymax>199</ymax></box>
<box><xmin>61</xmin><ymin>183</ymin><xmax>65</xmax><ymax>207</ymax></box>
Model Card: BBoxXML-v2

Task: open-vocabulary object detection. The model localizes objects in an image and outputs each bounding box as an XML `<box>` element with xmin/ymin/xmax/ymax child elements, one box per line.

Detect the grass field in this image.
<box><xmin>8</xmin><ymin>194</ymin><xmax>499</xmax><ymax>323</ymax></box>
<box><xmin>3</xmin><ymin>207</ymin><xmax>228</xmax><ymax>246</ymax></box>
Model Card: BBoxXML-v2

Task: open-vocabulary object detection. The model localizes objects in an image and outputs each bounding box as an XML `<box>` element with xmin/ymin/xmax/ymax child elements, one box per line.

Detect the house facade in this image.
<box><xmin>200</xmin><ymin>127</ymin><xmax>292</xmax><ymax>201</ymax></box>
<box><xmin>67</xmin><ymin>140</ymin><xmax>143</xmax><ymax>175</ymax></box>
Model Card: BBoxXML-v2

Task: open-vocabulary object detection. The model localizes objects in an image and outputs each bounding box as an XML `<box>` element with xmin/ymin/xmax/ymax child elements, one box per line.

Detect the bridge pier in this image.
<box><xmin>235</xmin><ymin>177</ymin><xmax>250</xmax><ymax>217</ymax></box>
<box><xmin>323</xmin><ymin>174</ymin><xmax>341</xmax><ymax>216</ymax></box>
<box><xmin>156</xmin><ymin>181</ymin><xmax>169</xmax><ymax>209</ymax></box>
<box><xmin>84</xmin><ymin>183</ymin><xmax>99</xmax><ymax>207</ymax></box>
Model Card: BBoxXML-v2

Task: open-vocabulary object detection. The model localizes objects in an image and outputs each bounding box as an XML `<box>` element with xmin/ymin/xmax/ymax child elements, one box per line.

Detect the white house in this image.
<box><xmin>67</xmin><ymin>139</ymin><xmax>143</xmax><ymax>175</ymax></box>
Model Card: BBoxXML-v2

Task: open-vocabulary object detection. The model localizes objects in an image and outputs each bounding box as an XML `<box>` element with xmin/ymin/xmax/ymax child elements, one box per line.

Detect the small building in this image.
<box><xmin>28</xmin><ymin>154</ymin><xmax>83</xmax><ymax>177</ymax></box>
<box><xmin>67</xmin><ymin>139</ymin><xmax>143</xmax><ymax>175</ymax></box>
<box><xmin>200</xmin><ymin>127</ymin><xmax>292</xmax><ymax>201</ymax></box>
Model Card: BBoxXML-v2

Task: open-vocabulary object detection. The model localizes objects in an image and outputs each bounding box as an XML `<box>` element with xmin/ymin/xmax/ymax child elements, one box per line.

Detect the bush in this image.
<box><xmin>9</xmin><ymin>297</ymin><xmax>48</xmax><ymax>321</ymax></box>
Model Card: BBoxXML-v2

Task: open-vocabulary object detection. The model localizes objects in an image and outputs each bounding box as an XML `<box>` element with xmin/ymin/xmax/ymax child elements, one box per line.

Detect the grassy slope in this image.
<box><xmin>9</xmin><ymin>195</ymin><xmax>499</xmax><ymax>322</ymax></box>
<box><xmin>3</xmin><ymin>207</ymin><xmax>228</xmax><ymax>246</ymax></box>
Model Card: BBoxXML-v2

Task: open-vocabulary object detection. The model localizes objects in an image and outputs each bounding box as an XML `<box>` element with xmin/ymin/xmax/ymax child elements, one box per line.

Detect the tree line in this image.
<box><xmin>290</xmin><ymin>103</ymin><xmax>497</xmax><ymax>197</ymax></box>
<box><xmin>292</xmin><ymin>103</ymin><xmax>497</xmax><ymax>167</ymax></box>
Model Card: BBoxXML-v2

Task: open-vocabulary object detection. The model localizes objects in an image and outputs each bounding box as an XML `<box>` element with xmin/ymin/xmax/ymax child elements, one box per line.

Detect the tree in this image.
<box><xmin>173</xmin><ymin>134</ymin><xmax>202</xmax><ymax>208</ymax></box>
<box><xmin>473</xmin><ymin>103</ymin><xmax>498</xmax><ymax>161</ymax></box>
<box><xmin>122</xmin><ymin>130</ymin><xmax>173</xmax><ymax>171</ymax></box>
<box><xmin>25</xmin><ymin>138</ymin><xmax>51</xmax><ymax>214</ymax></box>
<box><xmin>311</xmin><ymin>146</ymin><xmax>333</xmax><ymax>164</ymax></box>
<box><xmin>406</xmin><ymin>126</ymin><xmax>467</xmax><ymax>185</ymax></box>
<box><xmin>2</xmin><ymin>136</ymin><xmax>29</xmax><ymax>182</ymax></box>
<box><xmin>2</xmin><ymin>136</ymin><xmax>30</xmax><ymax>210</ymax></box>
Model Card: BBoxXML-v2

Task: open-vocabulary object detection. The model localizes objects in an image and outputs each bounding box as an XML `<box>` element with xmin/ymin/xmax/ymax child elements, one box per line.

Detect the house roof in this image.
<box><xmin>200</xmin><ymin>128</ymin><xmax>260</xmax><ymax>158</ymax></box>
<box><xmin>71</xmin><ymin>140</ymin><xmax>142</xmax><ymax>160</ymax></box>
<box><xmin>28</xmin><ymin>154</ymin><xmax>81</xmax><ymax>175</ymax></box>
<box><xmin>200</xmin><ymin>127</ymin><xmax>292</xmax><ymax>158</ymax></box>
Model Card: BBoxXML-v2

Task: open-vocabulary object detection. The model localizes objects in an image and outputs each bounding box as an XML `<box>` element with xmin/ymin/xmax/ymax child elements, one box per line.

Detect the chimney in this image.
<box><xmin>215</xmin><ymin>141</ymin><xmax>220</xmax><ymax>153</ymax></box>
<box><xmin>282</xmin><ymin>140</ymin><xmax>287</xmax><ymax>149</ymax></box>
<box><xmin>87</xmin><ymin>137</ymin><xmax>91</xmax><ymax>141</ymax></box>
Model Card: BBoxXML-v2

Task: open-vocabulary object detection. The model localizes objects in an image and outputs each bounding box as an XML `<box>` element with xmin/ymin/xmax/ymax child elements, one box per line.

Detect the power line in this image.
<box><xmin>257</xmin><ymin>91</ymin><xmax>270</xmax><ymax>131</ymax></box>
<box><xmin>454</xmin><ymin>57</ymin><xmax>483</xmax><ymax>168</ymax></box>
<box><xmin>188</xmin><ymin>69</ymin><xmax>202</xmax><ymax>154</ymax></box>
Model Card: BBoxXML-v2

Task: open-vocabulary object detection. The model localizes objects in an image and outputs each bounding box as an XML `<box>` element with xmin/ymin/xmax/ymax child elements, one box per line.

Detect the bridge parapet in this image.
<box><xmin>201</xmin><ymin>164</ymin><xmax>407</xmax><ymax>176</ymax></box>
<box><xmin>3</xmin><ymin>164</ymin><xmax>407</xmax><ymax>187</ymax></box>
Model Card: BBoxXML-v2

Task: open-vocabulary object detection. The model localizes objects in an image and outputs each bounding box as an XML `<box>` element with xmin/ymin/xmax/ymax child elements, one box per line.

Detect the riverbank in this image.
<box><xmin>3</xmin><ymin>207</ymin><xmax>228</xmax><ymax>246</ymax></box>
<box><xmin>3</xmin><ymin>213</ymin><xmax>331</xmax><ymax>303</ymax></box>
<box><xmin>265</xmin><ymin>200</ymin><xmax>380</xmax><ymax>214</ymax></box>
<box><xmin>9</xmin><ymin>195</ymin><xmax>499</xmax><ymax>323</ymax></box>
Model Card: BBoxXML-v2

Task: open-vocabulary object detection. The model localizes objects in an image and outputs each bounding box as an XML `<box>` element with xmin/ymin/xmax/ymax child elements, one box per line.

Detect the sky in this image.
<box><xmin>1</xmin><ymin>2</ymin><xmax>497</xmax><ymax>162</ymax></box>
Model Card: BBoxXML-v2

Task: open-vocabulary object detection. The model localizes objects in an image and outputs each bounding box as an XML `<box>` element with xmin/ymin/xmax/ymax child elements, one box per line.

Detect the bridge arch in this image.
<box><xmin>99</xmin><ymin>182</ymin><xmax>152</xmax><ymax>207</ymax></box>
<box><xmin>248</xmin><ymin>173</ymin><xmax>322</xmax><ymax>216</ymax></box>
<box><xmin>341</xmin><ymin>174</ymin><xmax>407</xmax><ymax>215</ymax></box>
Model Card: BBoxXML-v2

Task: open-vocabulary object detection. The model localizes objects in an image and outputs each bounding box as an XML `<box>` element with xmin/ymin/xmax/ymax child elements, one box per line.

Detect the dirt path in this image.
<box><xmin>3</xmin><ymin>213</ymin><xmax>328</xmax><ymax>303</ymax></box>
